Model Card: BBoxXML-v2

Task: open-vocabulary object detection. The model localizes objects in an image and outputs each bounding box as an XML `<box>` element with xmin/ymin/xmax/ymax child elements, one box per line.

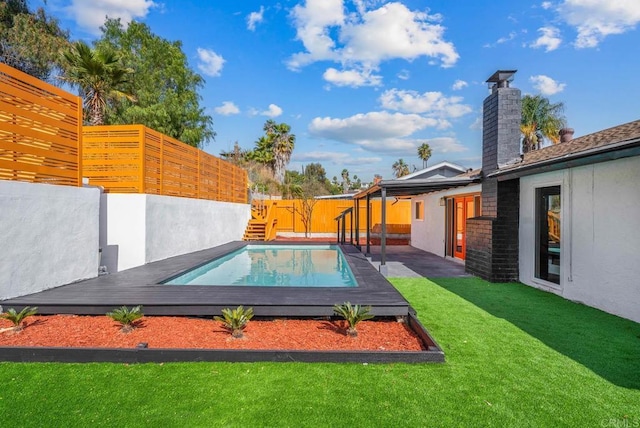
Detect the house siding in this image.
<box><xmin>519</xmin><ymin>157</ymin><xmax>640</xmax><ymax>323</ymax></box>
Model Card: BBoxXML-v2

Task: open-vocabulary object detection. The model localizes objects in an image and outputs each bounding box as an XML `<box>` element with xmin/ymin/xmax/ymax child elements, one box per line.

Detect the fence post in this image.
<box><xmin>76</xmin><ymin>96</ymin><xmax>83</xmax><ymax>186</ymax></box>
<box><xmin>196</xmin><ymin>150</ymin><xmax>201</xmax><ymax>200</ymax></box>
<box><xmin>139</xmin><ymin>125</ymin><xmax>146</xmax><ymax>193</ymax></box>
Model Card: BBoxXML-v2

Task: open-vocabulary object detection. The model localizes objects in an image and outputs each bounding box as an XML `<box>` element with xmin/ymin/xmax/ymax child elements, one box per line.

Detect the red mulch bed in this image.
<box><xmin>0</xmin><ymin>315</ymin><xmax>425</xmax><ymax>352</ymax></box>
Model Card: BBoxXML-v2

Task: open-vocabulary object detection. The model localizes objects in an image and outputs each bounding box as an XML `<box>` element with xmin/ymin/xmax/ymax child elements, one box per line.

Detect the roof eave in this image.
<box><xmin>489</xmin><ymin>138</ymin><xmax>640</xmax><ymax>181</ymax></box>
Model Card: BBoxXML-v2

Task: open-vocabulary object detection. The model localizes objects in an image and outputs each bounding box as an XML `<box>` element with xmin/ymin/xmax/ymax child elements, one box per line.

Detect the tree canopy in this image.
<box><xmin>95</xmin><ymin>19</ymin><xmax>214</xmax><ymax>148</ymax></box>
<box><xmin>0</xmin><ymin>0</ymin><xmax>69</xmax><ymax>81</ymax></box>
<box><xmin>417</xmin><ymin>142</ymin><xmax>432</xmax><ymax>169</ymax></box>
<box><xmin>521</xmin><ymin>94</ymin><xmax>566</xmax><ymax>153</ymax></box>
<box><xmin>392</xmin><ymin>159</ymin><xmax>410</xmax><ymax>178</ymax></box>
<box><xmin>245</xmin><ymin>120</ymin><xmax>295</xmax><ymax>185</ymax></box>
<box><xmin>60</xmin><ymin>41</ymin><xmax>134</xmax><ymax>126</ymax></box>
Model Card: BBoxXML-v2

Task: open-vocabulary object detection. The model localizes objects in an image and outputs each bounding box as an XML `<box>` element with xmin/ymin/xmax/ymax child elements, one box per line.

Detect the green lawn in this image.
<box><xmin>1</xmin><ymin>277</ymin><xmax>638</xmax><ymax>427</ymax></box>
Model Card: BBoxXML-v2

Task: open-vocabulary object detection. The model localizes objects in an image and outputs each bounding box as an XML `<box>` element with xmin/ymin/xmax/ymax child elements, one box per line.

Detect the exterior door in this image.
<box><xmin>453</xmin><ymin>196</ymin><xmax>475</xmax><ymax>260</ymax></box>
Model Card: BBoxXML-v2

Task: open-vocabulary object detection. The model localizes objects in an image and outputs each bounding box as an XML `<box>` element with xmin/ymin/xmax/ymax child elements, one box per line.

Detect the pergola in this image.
<box><xmin>348</xmin><ymin>176</ymin><xmax>480</xmax><ymax>274</ymax></box>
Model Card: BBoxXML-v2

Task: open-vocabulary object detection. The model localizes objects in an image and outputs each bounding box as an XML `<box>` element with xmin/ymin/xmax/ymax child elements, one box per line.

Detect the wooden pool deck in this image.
<box><xmin>1</xmin><ymin>242</ymin><xmax>414</xmax><ymax>317</ymax></box>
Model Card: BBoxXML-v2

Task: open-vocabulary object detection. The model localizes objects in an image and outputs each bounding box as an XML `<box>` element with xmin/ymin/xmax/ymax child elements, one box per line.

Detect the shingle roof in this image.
<box><xmin>501</xmin><ymin>119</ymin><xmax>640</xmax><ymax>172</ymax></box>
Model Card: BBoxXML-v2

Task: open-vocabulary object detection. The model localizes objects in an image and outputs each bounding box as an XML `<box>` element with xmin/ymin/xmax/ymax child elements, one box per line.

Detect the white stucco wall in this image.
<box><xmin>0</xmin><ymin>181</ymin><xmax>100</xmax><ymax>300</ymax></box>
<box><xmin>519</xmin><ymin>156</ymin><xmax>640</xmax><ymax>323</ymax></box>
<box><xmin>411</xmin><ymin>184</ymin><xmax>482</xmax><ymax>257</ymax></box>
<box><xmin>102</xmin><ymin>194</ymin><xmax>251</xmax><ymax>272</ymax></box>
<box><xmin>100</xmin><ymin>194</ymin><xmax>147</xmax><ymax>273</ymax></box>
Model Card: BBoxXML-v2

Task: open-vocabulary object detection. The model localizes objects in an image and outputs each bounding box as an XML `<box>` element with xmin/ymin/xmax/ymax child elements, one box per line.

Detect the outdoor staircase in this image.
<box><xmin>243</xmin><ymin>200</ymin><xmax>277</xmax><ymax>241</ymax></box>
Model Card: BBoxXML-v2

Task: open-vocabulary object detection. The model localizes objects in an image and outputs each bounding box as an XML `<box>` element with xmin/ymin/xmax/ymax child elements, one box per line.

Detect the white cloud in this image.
<box><xmin>288</xmin><ymin>0</ymin><xmax>345</xmax><ymax>69</ymax></box>
<box><xmin>541</xmin><ymin>2</ymin><xmax>553</xmax><ymax>9</ymax></box>
<box><xmin>309</xmin><ymin>111</ymin><xmax>440</xmax><ymax>144</ymax></box>
<box><xmin>65</xmin><ymin>0</ymin><xmax>156</xmax><ymax>34</ymax></box>
<box><xmin>288</xmin><ymin>0</ymin><xmax>458</xmax><ymax>85</ymax></box>
<box><xmin>420</xmin><ymin>137</ymin><xmax>467</xmax><ymax>153</ymax></box>
<box><xmin>559</xmin><ymin>0</ymin><xmax>640</xmax><ymax>48</ymax></box>
<box><xmin>339</xmin><ymin>3</ymin><xmax>458</xmax><ymax>67</ymax></box>
<box><xmin>247</xmin><ymin>6</ymin><xmax>265</xmax><ymax>31</ymax></box>
<box><xmin>484</xmin><ymin>31</ymin><xmax>517</xmax><ymax>48</ymax></box>
<box><xmin>379</xmin><ymin>89</ymin><xmax>472</xmax><ymax>120</ymax></box>
<box><xmin>197</xmin><ymin>48</ymin><xmax>225</xmax><ymax>77</ymax></box>
<box><xmin>214</xmin><ymin>101</ymin><xmax>240</xmax><ymax>116</ymax></box>
<box><xmin>293</xmin><ymin>151</ymin><xmax>382</xmax><ymax>166</ymax></box>
<box><xmin>259</xmin><ymin>104</ymin><xmax>283</xmax><ymax>118</ymax></box>
<box><xmin>530</xmin><ymin>75</ymin><xmax>566</xmax><ymax>95</ymax></box>
<box><xmin>397</xmin><ymin>69</ymin><xmax>410</xmax><ymax>80</ymax></box>
<box><xmin>322</xmin><ymin>67</ymin><xmax>382</xmax><ymax>87</ymax></box>
<box><xmin>530</xmin><ymin>26</ymin><xmax>562</xmax><ymax>51</ymax></box>
<box><xmin>452</xmin><ymin>79</ymin><xmax>468</xmax><ymax>90</ymax></box>
<box><xmin>469</xmin><ymin>115</ymin><xmax>483</xmax><ymax>131</ymax></box>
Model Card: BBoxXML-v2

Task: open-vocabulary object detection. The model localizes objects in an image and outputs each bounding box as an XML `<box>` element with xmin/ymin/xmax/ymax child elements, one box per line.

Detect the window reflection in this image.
<box><xmin>535</xmin><ymin>186</ymin><xmax>561</xmax><ymax>284</ymax></box>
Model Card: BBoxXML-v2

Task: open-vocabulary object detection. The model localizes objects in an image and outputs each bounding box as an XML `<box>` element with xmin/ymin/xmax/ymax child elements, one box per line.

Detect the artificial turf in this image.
<box><xmin>0</xmin><ymin>277</ymin><xmax>638</xmax><ymax>427</ymax></box>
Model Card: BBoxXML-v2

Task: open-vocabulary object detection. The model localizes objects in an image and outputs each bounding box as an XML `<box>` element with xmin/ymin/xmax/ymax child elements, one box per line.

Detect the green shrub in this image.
<box><xmin>214</xmin><ymin>306</ymin><xmax>254</xmax><ymax>338</ymax></box>
<box><xmin>0</xmin><ymin>306</ymin><xmax>38</xmax><ymax>332</ymax></box>
<box><xmin>333</xmin><ymin>302</ymin><xmax>374</xmax><ymax>337</ymax></box>
<box><xmin>106</xmin><ymin>305</ymin><xmax>144</xmax><ymax>333</ymax></box>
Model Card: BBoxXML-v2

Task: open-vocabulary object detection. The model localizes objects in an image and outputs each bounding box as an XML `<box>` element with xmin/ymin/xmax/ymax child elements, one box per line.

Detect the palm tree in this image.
<box><xmin>265</xmin><ymin>120</ymin><xmax>295</xmax><ymax>184</ymax></box>
<box><xmin>417</xmin><ymin>143</ymin><xmax>432</xmax><ymax>168</ymax></box>
<box><xmin>60</xmin><ymin>41</ymin><xmax>134</xmax><ymax>125</ymax></box>
<box><xmin>392</xmin><ymin>159</ymin><xmax>410</xmax><ymax>178</ymax></box>
<box><xmin>341</xmin><ymin>168</ymin><xmax>350</xmax><ymax>193</ymax></box>
<box><xmin>521</xmin><ymin>94</ymin><xmax>566</xmax><ymax>153</ymax></box>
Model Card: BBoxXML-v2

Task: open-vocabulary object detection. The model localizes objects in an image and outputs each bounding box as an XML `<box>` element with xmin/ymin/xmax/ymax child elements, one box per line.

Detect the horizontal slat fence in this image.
<box><xmin>265</xmin><ymin>199</ymin><xmax>411</xmax><ymax>234</ymax></box>
<box><xmin>0</xmin><ymin>63</ymin><xmax>82</xmax><ymax>186</ymax></box>
<box><xmin>83</xmin><ymin>125</ymin><xmax>247</xmax><ymax>203</ymax></box>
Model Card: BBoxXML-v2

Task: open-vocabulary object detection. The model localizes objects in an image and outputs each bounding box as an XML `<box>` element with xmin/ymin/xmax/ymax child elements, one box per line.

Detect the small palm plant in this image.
<box><xmin>0</xmin><ymin>306</ymin><xmax>38</xmax><ymax>332</ymax></box>
<box><xmin>106</xmin><ymin>305</ymin><xmax>144</xmax><ymax>333</ymax></box>
<box><xmin>214</xmin><ymin>306</ymin><xmax>254</xmax><ymax>338</ymax></box>
<box><xmin>333</xmin><ymin>302</ymin><xmax>374</xmax><ymax>337</ymax></box>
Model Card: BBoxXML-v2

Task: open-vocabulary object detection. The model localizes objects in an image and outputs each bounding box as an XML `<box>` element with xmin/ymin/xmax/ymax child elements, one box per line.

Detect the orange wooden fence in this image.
<box><xmin>83</xmin><ymin>125</ymin><xmax>248</xmax><ymax>203</ymax></box>
<box><xmin>0</xmin><ymin>63</ymin><xmax>82</xmax><ymax>186</ymax></box>
<box><xmin>263</xmin><ymin>199</ymin><xmax>411</xmax><ymax>234</ymax></box>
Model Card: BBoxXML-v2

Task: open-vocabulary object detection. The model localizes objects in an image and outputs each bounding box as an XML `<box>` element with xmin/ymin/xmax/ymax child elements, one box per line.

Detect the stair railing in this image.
<box><xmin>334</xmin><ymin>207</ymin><xmax>353</xmax><ymax>244</ymax></box>
<box><xmin>263</xmin><ymin>201</ymin><xmax>278</xmax><ymax>241</ymax></box>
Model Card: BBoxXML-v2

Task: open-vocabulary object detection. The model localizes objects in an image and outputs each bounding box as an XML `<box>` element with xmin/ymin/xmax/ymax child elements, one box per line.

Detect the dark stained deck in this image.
<box><xmin>1</xmin><ymin>242</ymin><xmax>413</xmax><ymax>317</ymax></box>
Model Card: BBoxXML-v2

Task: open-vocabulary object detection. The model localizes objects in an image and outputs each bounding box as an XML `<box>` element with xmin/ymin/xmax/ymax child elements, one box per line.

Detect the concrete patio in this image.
<box><xmin>363</xmin><ymin>245</ymin><xmax>470</xmax><ymax>278</ymax></box>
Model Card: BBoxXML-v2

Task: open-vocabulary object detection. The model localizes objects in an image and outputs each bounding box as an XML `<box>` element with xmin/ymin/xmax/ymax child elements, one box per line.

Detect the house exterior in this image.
<box><xmin>357</xmin><ymin>70</ymin><xmax>640</xmax><ymax>323</ymax></box>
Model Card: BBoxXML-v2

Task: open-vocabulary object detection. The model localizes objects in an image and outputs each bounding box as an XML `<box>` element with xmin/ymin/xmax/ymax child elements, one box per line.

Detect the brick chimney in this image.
<box><xmin>465</xmin><ymin>70</ymin><xmax>521</xmax><ymax>283</ymax></box>
<box><xmin>482</xmin><ymin>70</ymin><xmax>522</xmax><ymax>173</ymax></box>
<box><xmin>560</xmin><ymin>128</ymin><xmax>574</xmax><ymax>143</ymax></box>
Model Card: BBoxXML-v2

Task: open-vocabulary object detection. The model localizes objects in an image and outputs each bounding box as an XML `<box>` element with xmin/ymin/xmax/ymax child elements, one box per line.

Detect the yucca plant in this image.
<box><xmin>0</xmin><ymin>306</ymin><xmax>38</xmax><ymax>332</ymax></box>
<box><xmin>106</xmin><ymin>305</ymin><xmax>143</xmax><ymax>333</ymax></box>
<box><xmin>333</xmin><ymin>302</ymin><xmax>374</xmax><ymax>337</ymax></box>
<box><xmin>214</xmin><ymin>306</ymin><xmax>254</xmax><ymax>338</ymax></box>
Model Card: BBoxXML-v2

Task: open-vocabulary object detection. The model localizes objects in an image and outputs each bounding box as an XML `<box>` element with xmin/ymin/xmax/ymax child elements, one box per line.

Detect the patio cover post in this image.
<box><xmin>380</xmin><ymin>187</ymin><xmax>387</xmax><ymax>275</ymax></box>
<box><xmin>350</xmin><ymin>209</ymin><xmax>353</xmax><ymax>244</ymax></box>
<box><xmin>366</xmin><ymin>194</ymin><xmax>371</xmax><ymax>256</ymax></box>
<box><xmin>341</xmin><ymin>215</ymin><xmax>346</xmax><ymax>243</ymax></box>
<box><xmin>354</xmin><ymin>198</ymin><xmax>360</xmax><ymax>250</ymax></box>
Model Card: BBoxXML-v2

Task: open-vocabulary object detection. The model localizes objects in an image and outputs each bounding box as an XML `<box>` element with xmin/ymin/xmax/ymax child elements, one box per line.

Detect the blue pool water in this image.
<box><xmin>164</xmin><ymin>245</ymin><xmax>357</xmax><ymax>287</ymax></box>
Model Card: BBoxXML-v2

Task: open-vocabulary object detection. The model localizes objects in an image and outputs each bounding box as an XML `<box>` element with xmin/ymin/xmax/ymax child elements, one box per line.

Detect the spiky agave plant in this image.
<box><xmin>106</xmin><ymin>305</ymin><xmax>144</xmax><ymax>333</ymax></box>
<box><xmin>0</xmin><ymin>306</ymin><xmax>38</xmax><ymax>332</ymax></box>
<box><xmin>214</xmin><ymin>306</ymin><xmax>254</xmax><ymax>338</ymax></box>
<box><xmin>333</xmin><ymin>302</ymin><xmax>374</xmax><ymax>337</ymax></box>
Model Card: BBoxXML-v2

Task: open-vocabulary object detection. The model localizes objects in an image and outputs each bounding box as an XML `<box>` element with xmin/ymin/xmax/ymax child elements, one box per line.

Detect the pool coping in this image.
<box><xmin>0</xmin><ymin>312</ymin><xmax>445</xmax><ymax>364</ymax></box>
<box><xmin>1</xmin><ymin>242</ymin><xmax>412</xmax><ymax>317</ymax></box>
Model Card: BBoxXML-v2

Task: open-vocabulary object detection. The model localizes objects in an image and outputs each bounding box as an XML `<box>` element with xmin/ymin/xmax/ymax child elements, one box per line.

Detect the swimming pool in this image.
<box><xmin>164</xmin><ymin>244</ymin><xmax>357</xmax><ymax>287</ymax></box>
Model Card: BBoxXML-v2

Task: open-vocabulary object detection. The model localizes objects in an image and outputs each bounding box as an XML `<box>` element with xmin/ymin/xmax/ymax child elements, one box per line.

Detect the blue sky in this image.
<box><xmin>36</xmin><ymin>0</ymin><xmax>640</xmax><ymax>182</ymax></box>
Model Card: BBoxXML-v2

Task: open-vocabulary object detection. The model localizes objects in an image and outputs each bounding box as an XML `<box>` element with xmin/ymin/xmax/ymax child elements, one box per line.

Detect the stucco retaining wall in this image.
<box><xmin>101</xmin><ymin>194</ymin><xmax>251</xmax><ymax>273</ymax></box>
<box><xmin>0</xmin><ymin>181</ymin><xmax>100</xmax><ymax>300</ymax></box>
